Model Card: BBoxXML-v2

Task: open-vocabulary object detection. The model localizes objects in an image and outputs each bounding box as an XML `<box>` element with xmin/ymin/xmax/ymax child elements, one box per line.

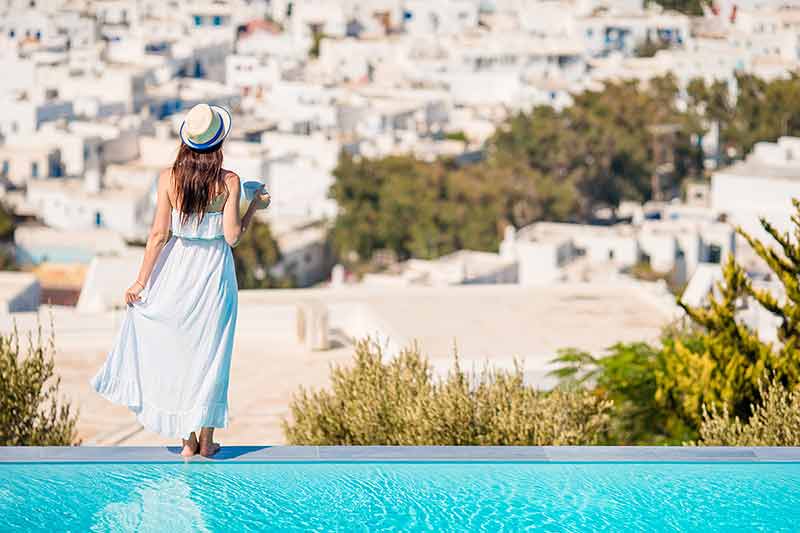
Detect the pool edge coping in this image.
<box><xmin>2</xmin><ymin>446</ymin><xmax>800</xmax><ymax>463</ymax></box>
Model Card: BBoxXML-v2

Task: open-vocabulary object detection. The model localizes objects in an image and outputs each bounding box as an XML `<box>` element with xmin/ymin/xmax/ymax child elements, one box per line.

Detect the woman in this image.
<box><xmin>90</xmin><ymin>103</ymin><xmax>270</xmax><ymax>457</ymax></box>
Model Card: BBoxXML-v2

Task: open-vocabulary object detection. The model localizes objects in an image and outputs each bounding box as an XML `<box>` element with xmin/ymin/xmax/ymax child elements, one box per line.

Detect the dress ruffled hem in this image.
<box><xmin>90</xmin><ymin>374</ymin><xmax>228</xmax><ymax>440</ymax></box>
<box><xmin>135</xmin><ymin>400</ymin><xmax>228</xmax><ymax>441</ymax></box>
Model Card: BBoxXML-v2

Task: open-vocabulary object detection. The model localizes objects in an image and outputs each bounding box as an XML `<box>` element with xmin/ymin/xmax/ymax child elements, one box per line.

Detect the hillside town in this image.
<box><xmin>0</xmin><ymin>0</ymin><xmax>799</xmax><ymax>444</ymax></box>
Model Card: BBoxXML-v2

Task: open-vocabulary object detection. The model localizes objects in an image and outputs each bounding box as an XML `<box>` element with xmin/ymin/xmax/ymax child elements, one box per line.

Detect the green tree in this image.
<box><xmin>0</xmin><ymin>201</ymin><xmax>18</xmax><ymax>270</ymax></box>
<box><xmin>649</xmin><ymin>0</ymin><xmax>708</xmax><ymax>15</ymax></box>
<box><xmin>668</xmin><ymin>201</ymin><xmax>800</xmax><ymax>425</ymax></box>
<box><xmin>726</xmin><ymin>74</ymin><xmax>800</xmax><ymax>157</ymax></box>
<box><xmin>0</xmin><ymin>201</ymin><xmax>15</xmax><ymax>241</ymax></box>
<box><xmin>283</xmin><ymin>339</ymin><xmax>612</xmax><ymax>445</ymax></box>
<box><xmin>664</xmin><ymin>256</ymin><xmax>780</xmax><ymax>424</ymax></box>
<box><xmin>232</xmin><ymin>216</ymin><xmax>293</xmax><ymax>289</ymax></box>
<box><xmin>329</xmin><ymin>153</ymin><xmax>502</xmax><ymax>265</ymax></box>
<box><xmin>0</xmin><ymin>323</ymin><xmax>78</xmax><ymax>445</ymax></box>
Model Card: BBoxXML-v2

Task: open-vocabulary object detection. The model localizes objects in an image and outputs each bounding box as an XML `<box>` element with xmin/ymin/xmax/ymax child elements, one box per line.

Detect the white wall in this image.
<box><xmin>516</xmin><ymin>240</ymin><xmax>573</xmax><ymax>285</ymax></box>
<box><xmin>712</xmin><ymin>172</ymin><xmax>800</xmax><ymax>239</ymax></box>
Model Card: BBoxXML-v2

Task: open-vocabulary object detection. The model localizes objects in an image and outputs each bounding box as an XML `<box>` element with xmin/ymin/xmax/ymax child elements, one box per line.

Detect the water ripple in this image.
<box><xmin>0</xmin><ymin>462</ymin><xmax>798</xmax><ymax>531</ymax></box>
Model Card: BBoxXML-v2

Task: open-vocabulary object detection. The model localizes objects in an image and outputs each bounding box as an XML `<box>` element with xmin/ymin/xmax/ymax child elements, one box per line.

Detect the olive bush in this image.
<box><xmin>0</xmin><ymin>322</ymin><xmax>78</xmax><ymax>445</ymax></box>
<box><xmin>283</xmin><ymin>339</ymin><xmax>612</xmax><ymax>445</ymax></box>
<box><xmin>696</xmin><ymin>379</ymin><xmax>800</xmax><ymax>446</ymax></box>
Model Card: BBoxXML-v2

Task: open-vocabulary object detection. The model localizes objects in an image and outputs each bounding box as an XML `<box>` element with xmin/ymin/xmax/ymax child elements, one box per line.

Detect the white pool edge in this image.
<box><xmin>2</xmin><ymin>446</ymin><xmax>800</xmax><ymax>463</ymax></box>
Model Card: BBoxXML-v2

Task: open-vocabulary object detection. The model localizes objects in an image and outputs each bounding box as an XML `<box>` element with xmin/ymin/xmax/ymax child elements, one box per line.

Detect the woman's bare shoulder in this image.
<box><xmin>158</xmin><ymin>168</ymin><xmax>172</xmax><ymax>185</ymax></box>
<box><xmin>221</xmin><ymin>168</ymin><xmax>240</xmax><ymax>189</ymax></box>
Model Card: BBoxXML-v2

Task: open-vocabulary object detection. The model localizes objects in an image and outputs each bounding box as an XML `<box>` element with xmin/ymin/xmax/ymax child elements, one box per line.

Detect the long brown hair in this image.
<box><xmin>171</xmin><ymin>142</ymin><xmax>224</xmax><ymax>227</ymax></box>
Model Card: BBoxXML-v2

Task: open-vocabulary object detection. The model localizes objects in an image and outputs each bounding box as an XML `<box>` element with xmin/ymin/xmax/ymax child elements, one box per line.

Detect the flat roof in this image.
<box><xmin>238</xmin><ymin>283</ymin><xmax>678</xmax><ymax>364</ymax></box>
<box><xmin>1</xmin><ymin>446</ymin><xmax>798</xmax><ymax>463</ymax></box>
<box><xmin>0</xmin><ymin>272</ymin><xmax>38</xmax><ymax>301</ymax></box>
<box><xmin>716</xmin><ymin>160</ymin><xmax>800</xmax><ymax>180</ymax></box>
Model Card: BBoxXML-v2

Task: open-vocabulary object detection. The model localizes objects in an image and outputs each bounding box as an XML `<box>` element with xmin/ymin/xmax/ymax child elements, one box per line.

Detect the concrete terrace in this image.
<box><xmin>0</xmin><ymin>282</ymin><xmax>679</xmax><ymax>446</ymax></box>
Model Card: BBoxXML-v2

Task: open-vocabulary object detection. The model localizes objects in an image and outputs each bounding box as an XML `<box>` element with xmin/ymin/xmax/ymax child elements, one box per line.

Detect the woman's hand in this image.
<box><xmin>124</xmin><ymin>280</ymin><xmax>145</xmax><ymax>306</ymax></box>
<box><xmin>252</xmin><ymin>186</ymin><xmax>271</xmax><ymax>209</ymax></box>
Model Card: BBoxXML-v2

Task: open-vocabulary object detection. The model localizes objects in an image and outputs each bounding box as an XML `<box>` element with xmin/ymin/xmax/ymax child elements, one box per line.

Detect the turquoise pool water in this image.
<box><xmin>1</xmin><ymin>462</ymin><xmax>799</xmax><ymax>531</ymax></box>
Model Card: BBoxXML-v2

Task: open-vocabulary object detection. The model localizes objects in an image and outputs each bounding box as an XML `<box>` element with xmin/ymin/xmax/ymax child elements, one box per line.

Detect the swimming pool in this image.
<box><xmin>2</xmin><ymin>447</ymin><xmax>799</xmax><ymax>532</ymax></box>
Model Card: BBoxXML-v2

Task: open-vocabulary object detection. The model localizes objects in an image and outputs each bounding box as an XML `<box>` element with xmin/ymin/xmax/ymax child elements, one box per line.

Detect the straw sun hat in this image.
<box><xmin>178</xmin><ymin>103</ymin><xmax>232</xmax><ymax>151</ymax></box>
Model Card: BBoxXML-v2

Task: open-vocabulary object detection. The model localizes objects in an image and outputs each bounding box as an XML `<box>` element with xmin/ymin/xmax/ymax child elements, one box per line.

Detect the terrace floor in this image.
<box><xmin>0</xmin><ymin>283</ymin><xmax>677</xmax><ymax>446</ymax></box>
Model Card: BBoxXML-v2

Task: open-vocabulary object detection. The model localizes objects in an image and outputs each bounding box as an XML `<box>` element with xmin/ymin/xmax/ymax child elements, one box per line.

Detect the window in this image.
<box><xmin>95</xmin><ymin>212</ymin><xmax>103</xmax><ymax>227</ymax></box>
<box><xmin>212</xmin><ymin>15</ymin><xmax>222</xmax><ymax>26</ymax></box>
<box><xmin>1</xmin><ymin>161</ymin><xmax>7</xmax><ymax>177</ymax></box>
<box><xmin>194</xmin><ymin>15</ymin><xmax>203</xmax><ymax>27</ymax></box>
<box><xmin>708</xmin><ymin>244</ymin><xmax>722</xmax><ymax>264</ymax></box>
<box><xmin>31</xmin><ymin>162</ymin><xmax>38</xmax><ymax>178</ymax></box>
<box><xmin>8</xmin><ymin>30</ymin><xmax>14</xmax><ymax>38</ymax></box>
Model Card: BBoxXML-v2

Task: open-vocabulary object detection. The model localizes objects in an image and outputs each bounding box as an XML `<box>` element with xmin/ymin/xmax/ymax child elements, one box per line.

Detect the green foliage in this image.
<box><xmin>444</xmin><ymin>131</ymin><xmax>468</xmax><ymax>142</ymax></box>
<box><xmin>0</xmin><ymin>322</ymin><xmax>78</xmax><ymax>445</ymax></box>
<box><xmin>0</xmin><ymin>201</ymin><xmax>15</xmax><ymax>242</ymax></box>
<box><xmin>232</xmin><ymin>215</ymin><xmax>293</xmax><ymax>289</ymax></box>
<box><xmin>688</xmin><ymin>74</ymin><xmax>800</xmax><ymax>162</ymax></box>
<box><xmin>309</xmin><ymin>30</ymin><xmax>325</xmax><ymax>59</ymax></box>
<box><xmin>283</xmin><ymin>339</ymin><xmax>612</xmax><ymax>445</ymax></box>
<box><xmin>634</xmin><ymin>37</ymin><xmax>670</xmax><ymax>58</ymax></box>
<box><xmin>552</xmin><ymin>200</ymin><xmax>800</xmax><ymax>445</ymax></box>
<box><xmin>551</xmin><ymin>341</ymin><xmax>696</xmax><ymax>444</ymax></box>
<box><xmin>330</xmin><ymin>153</ymin><xmax>501</xmax><ymax>263</ymax></box>
<box><xmin>0</xmin><ymin>201</ymin><xmax>18</xmax><ymax>270</ymax></box>
<box><xmin>671</xmin><ymin>199</ymin><xmax>800</xmax><ymax>426</ymax></box>
<box><xmin>649</xmin><ymin>0</ymin><xmax>708</xmax><ymax>15</ymax></box>
<box><xmin>666</xmin><ymin>257</ymin><xmax>779</xmax><ymax>424</ymax></box>
<box><xmin>696</xmin><ymin>379</ymin><xmax>800</xmax><ymax>446</ymax></box>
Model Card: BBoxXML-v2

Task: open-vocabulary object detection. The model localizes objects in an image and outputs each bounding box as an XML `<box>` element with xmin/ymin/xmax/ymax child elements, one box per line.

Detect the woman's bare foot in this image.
<box><xmin>198</xmin><ymin>427</ymin><xmax>220</xmax><ymax>458</ymax></box>
<box><xmin>181</xmin><ymin>432</ymin><xmax>198</xmax><ymax>457</ymax></box>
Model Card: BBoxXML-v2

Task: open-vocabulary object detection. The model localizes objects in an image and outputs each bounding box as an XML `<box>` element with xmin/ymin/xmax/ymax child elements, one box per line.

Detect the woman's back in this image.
<box><xmin>169</xmin><ymin>173</ymin><xmax>231</xmax><ymax>241</ymax></box>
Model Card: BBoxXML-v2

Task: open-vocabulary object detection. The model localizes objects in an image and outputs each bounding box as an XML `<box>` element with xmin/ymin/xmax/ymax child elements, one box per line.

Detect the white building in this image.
<box><xmin>360</xmin><ymin>250</ymin><xmax>517</xmax><ymax>287</ymax></box>
<box><xmin>712</xmin><ymin>137</ymin><xmax>800</xmax><ymax>241</ymax></box>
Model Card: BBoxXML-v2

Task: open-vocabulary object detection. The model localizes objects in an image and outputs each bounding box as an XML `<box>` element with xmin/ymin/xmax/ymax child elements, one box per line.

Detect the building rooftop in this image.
<box><xmin>0</xmin><ymin>271</ymin><xmax>39</xmax><ymax>306</ymax></box>
<box><xmin>517</xmin><ymin>221</ymin><xmax>637</xmax><ymax>243</ymax></box>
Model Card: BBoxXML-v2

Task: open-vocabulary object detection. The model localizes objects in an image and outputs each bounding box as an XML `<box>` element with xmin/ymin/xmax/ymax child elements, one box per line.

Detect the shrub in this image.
<box><xmin>0</xmin><ymin>322</ymin><xmax>78</xmax><ymax>445</ymax></box>
<box><xmin>696</xmin><ymin>379</ymin><xmax>800</xmax><ymax>446</ymax></box>
<box><xmin>550</xmin><ymin>340</ymin><xmax>697</xmax><ymax>445</ymax></box>
<box><xmin>283</xmin><ymin>339</ymin><xmax>612</xmax><ymax>445</ymax></box>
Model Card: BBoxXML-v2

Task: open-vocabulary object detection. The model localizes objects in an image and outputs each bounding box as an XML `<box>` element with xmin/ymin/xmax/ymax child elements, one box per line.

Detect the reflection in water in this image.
<box><xmin>91</xmin><ymin>477</ymin><xmax>210</xmax><ymax>533</ymax></box>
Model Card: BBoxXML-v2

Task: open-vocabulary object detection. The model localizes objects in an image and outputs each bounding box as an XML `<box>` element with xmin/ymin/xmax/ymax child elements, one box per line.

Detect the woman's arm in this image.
<box><xmin>124</xmin><ymin>169</ymin><xmax>173</xmax><ymax>305</ymax></box>
<box><xmin>222</xmin><ymin>172</ymin><xmax>263</xmax><ymax>247</ymax></box>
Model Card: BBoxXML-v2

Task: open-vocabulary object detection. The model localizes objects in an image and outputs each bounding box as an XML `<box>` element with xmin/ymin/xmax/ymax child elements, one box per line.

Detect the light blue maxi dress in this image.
<box><xmin>91</xmin><ymin>195</ymin><xmax>238</xmax><ymax>439</ymax></box>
